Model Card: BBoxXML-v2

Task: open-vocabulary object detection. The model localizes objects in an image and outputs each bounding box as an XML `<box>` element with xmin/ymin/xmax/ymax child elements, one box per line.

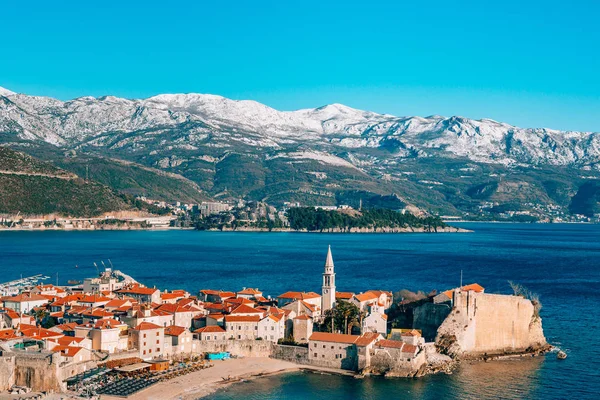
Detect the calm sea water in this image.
<box><xmin>1</xmin><ymin>223</ymin><xmax>599</xmax><ymax>399</ymax></box>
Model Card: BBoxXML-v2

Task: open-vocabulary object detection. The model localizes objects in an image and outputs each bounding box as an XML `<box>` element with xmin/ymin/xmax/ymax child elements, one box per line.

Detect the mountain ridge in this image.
<box><xmin>1</xmin><ymin>86</ymin><xmax>599</xmax><ymax>219</ymax></box>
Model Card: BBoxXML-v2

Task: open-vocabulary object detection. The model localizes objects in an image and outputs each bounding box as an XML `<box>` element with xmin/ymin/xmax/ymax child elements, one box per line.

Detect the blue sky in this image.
<box><xmin>2</xmin><ymin>1</ymin><xmax>598</xmax><ymax>131</ymax></box>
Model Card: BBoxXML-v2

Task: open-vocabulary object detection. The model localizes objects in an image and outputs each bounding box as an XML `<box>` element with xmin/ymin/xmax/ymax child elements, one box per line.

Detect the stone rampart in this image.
<box><xmin>271</xmin><ymin>344</ymin><xmax>309</xmax><ymax>364</ymax></box>
<box><xmin>436</xmin><ymin>292</ymin><xmax>547</xmax><ymax>358</ymax></box>
<box><xmin>192</xmin><ymin>339</ymin><xmax>274</xmax><ymax>357</ymax></box>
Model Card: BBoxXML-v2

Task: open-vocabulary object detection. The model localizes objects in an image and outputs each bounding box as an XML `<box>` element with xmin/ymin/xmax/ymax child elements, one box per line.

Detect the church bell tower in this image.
<box><xmin>322</xmin><ymin>245</ymin><xmax>336</xmax><ymax>312</ymax></box>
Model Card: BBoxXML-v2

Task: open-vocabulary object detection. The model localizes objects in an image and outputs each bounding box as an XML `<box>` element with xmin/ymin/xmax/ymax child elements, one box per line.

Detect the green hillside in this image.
<box><xmin>0</xmin><ymin>146</ymin><xmax>127</xmax><ymax>216</ymax></box>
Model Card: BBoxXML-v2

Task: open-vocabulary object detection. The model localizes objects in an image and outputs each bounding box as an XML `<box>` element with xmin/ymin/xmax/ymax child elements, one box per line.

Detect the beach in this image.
<box><xmin>103</xmin><ymin>358</ymin><xmax>301</xmax><ymax>400</ymax></box>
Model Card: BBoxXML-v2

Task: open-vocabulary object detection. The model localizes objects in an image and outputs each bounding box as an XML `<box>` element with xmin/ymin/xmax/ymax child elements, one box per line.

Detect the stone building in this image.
<box><xmin>362</xmin><ymin>302</ymin><xmax>388</xmax><ymax>335</ymax></box>
<box><xmin>128</xmin><ymin>322</ymin><xmax>165</xmax><ymax>360</ymax></box>
<box><xmin>225</xmin><ymin>315</ymin><xmax>261</xmax><ymax>340</ymax></box>
<box><xmin>164</xmin><ymin>325</ymin><xmax>195</xmax><ymax>356</ymax></box>
<box><xmin>308</xmin><ymin>332</ymin><xmax>359</xmax><ymax>370</ymax></box>
<box><xmin>193</xmin><ymin>326</ymin><xmax>227</xmax><ymax>341</ymax></box>
<box><xmin>292</xmin><ymin>315</ymin><xmax>313</xmax><ymax>343</ymax></box>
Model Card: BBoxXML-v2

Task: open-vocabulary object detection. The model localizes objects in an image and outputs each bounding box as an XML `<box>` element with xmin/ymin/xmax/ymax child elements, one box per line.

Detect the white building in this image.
<box><xmin>321</xmin><ymin>245</ymin><xmax>336</xmax><ymax>313</ymax></box>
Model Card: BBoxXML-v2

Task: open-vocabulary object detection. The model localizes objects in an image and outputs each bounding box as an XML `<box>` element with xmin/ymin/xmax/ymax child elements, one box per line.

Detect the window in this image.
<box><xmin>271</xmin><ymin>327</ymin><xmax>274</xmax><ymax>331</ymax></box>
<box><xmin>143</xmin><ymin>342</ymin><xmax>146</xmax><ymax>346</ymax></box>
<box><xmin>335</xmin><ymin>354</ymin><xmax>338</xmax><ymax>359</ymax></box>
<box><xmin>143</xmin><ymin>350</ymin><xmax>146</xmax><ymax>355</ymax></box>
<box><xmin>322</xmin><ymin>355</ymin><xmax>325</xmax><ymax>358</ymax></box>
<box><xmin>206</xmin><ymin>336</ymin><xmax>210</xmax><ymax>340</ymax></box>
<box><xmin>238</xmin><ymin>335</ymin><xmax>241</xmax><ymax>339</ymax></box>
<box><xmin>238</xmin><ymin>326</ymin><xmax>241</xmax><ymax>330</ymax></box>
<box><xmin>143</xmin><ymin>334</ymin><xmax>147</xmax><ymax>338</ymax></box>
<box><xmin>340</xmin><ymin>354</ymin><xmax>343</xmax><ymax>358</ymax></box>
<box><xmin>314</xmin><ymin>353</ymin><xmax>317</xmax><ymax>357</ymax></box>
<box><xmin>149</xmin><ymin>349</ymin><xmax>152</xmax><ymax>353</ymax></box>
<box><xmin>156</xmin><ymin>340</ymin><xmax>159</xmax><ymax>344</ymax></box>
<box><xmin>331</xmin><ymin>346</ymin><xmax>334</xmax><ymax>349</ymax></box>
<box><xmin>156</xmin><ymin>332</ymin><xmax>159</xmax><ymax>336</ymax></box>
<box><xmin>157</xmin><ymin>348</ymin><xmax>160</xmax><ymax>353</ymax></box>
<box><xmin>323</xmin><ymin>345</ymin><xmax>326</xmax><ymax>348</ymax></box>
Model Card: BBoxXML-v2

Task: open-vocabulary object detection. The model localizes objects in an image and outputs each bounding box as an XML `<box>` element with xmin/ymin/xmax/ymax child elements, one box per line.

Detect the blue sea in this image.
<box><xmin>1</xmin><ymin>223</ymin><xmax>599</xmax><ymax>399</ymax></box>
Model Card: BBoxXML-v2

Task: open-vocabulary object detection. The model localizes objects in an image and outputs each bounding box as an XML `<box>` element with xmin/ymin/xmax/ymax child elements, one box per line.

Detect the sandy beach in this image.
<box><xmin>100</xmin><ymin>357</ymin><xmax>301</xmax><ymax>400</ymax></box>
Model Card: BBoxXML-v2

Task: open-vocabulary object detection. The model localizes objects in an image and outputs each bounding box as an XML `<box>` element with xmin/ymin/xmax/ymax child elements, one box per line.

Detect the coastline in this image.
<box><xmin>0</xmin><ymin>226</ymin><xmax>472</xmax><ymax>233</ymax></box>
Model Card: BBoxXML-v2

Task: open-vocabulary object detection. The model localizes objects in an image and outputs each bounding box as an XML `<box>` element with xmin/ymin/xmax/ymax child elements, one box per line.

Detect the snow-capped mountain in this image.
<box><xmin>1</xmin><ymin>88</ymin><xmax>598</xmax><ymax>168</ymax></box>
<box><xmin>1</xmin><ymin>87</ymin><xmax>599</xmax><ymax>218</ymax></box>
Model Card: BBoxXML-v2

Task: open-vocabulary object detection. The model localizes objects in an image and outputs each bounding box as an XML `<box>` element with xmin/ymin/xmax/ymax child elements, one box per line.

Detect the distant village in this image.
<box><xmin>2</xmin><ymin>195</ymin><xmax>596</xmax><ymax>231</ymax></box>
<box><xmin>0</xmin><ymin>247</ymin><xmax>549</xmax><ymax>397</ymax></box>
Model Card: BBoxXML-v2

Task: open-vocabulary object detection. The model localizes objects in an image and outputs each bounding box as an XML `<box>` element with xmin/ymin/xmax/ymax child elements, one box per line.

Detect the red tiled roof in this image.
<box><xmin>353</xmin><ymin>292</ymin><xmax>379</xmax><ymax>302</ymax></box>
<box><xmin>20</xmin><ymin>327</ymin><xmax>64</xmax><ymax>340</ymax></box>
<box><xmin>94</xmin><ymin>319</ymin><xmax>124</xmax><ymax>329</ymax></box>
<box><xmin>355</xmin><ymin>332</ymin><xmax>382</xmax><ymax>347</ymax></box>
<box><xmin>104</xmin><ymin>299</ymin><xmax>130</xmax><ymax>308</ymax></box>
<box><xmin>0</xmin><ymin>329</ymin><xmax>18</xmax><ymax>341</ymax></box>
<box><xmin>301</xmin><ymin>301</ymin><xmax>318</xmax><ymax>312</ymax></box>
<box><xmin>133</xmin><ymin>322</ymin><xmax>163</xmax><ymax>331</ymax></box>
<box><xmin>294</xmin><ymin>315</ymin><xmax>311</xmax><ymax>321</ymax></box>
<box><xmin>3</xmin><ymin>293</ymin><xmax>49</xmax><ymax>303</ymax></box>
<box><xmin>78</xmin><ymin>295</ymin><xmax>111</xmax><ymax>303</ymax></box>
<box><xmin>230</xmin><ymin>304</ymin><xmax>263</xmax><ymax>315</ymax></box>
<box><xmin>309</xmin><ymin>332</ymin><xmax>359</xmax><ymax>344</ymax></box>
<box><xmin>54</xmin><ymin>336</ymin><xmax>85</xmax><ymax>346</ymax></box>
<box><xmin>194</xmin><ymin>326</ymin><xmax>226</xmax><ymax>333</ymax></box>
<box><xmin>277</xmin><ymin>291</ymin><xmax>320</xmax><ymax>300</ymax></box>
<box><xmin>161</xmin><ymin>293</ymin><xmax>184</xmax><ymax>300</ymax></box>
<box><xmin>55</xmin><ymin>323</ymin><xmax>78</xmax><ymax>332</ymax></box>
<box><xmin>118</xmin><ymin>286</ymin><xmax>159</xmax><ymax>296</ymax></box>
<box><xmin>164</xmin><ymin>325</ymin><xmax>187</xmax><ymax>336</ymax></box>
<box><xmin>366</xmin><ymin>290</ymin><xmax>393</xmax><ymax>297</ymax></box>
<box><xmin>53</xmin><ymin>345</ymin><xmax>84</xmax><ymax>357</ymax></box>
<box><xmin>442</xmin><ymin>283</ymin><xmax>485</xmax><ymax>300</ymax></box>
<box><xmin>335</xmin><ymin>292</ymin><xmax>355</xmax><ymax>300</ymax></box>
<box><xmin>224</xmin><ymin>297</ymin><xmax>255</xmax><ymax>306</ymax></box>
<box><xmin>237</xmin><ymin>288</ymin><xmax>262</xmax><ymax>295</ymax></box>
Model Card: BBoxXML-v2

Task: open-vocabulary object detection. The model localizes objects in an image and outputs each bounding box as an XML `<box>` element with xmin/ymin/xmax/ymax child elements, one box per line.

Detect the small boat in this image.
<box><xmin>68</xmin><ymin>280</ymin><xmax>82</xmax><ymax>285</ymax></box>
<box><xmin>557</xmin><ymin>351</ymin><xmax>567</xmax><ymax>360</ymax></box>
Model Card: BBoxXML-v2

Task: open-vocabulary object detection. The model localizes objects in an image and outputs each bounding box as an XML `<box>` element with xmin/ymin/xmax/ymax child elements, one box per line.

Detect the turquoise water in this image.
<box><xmin>1</xmin><ymin>223</ymin><xmax>599</xmax><ymax>399</ymax></box>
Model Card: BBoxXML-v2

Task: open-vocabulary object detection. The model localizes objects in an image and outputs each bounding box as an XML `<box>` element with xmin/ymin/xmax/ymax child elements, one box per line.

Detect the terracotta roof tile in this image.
<box><xmin>194</xmin><ymin>326</ymin><xmax>226</xmax><ymax>333</ymax></box>
<box><xmin>309</xmin><ymin>332</ymin><xmax>358</xmax><ymax>344</ymax></box>
<box><xmin>164</xmin><ymin>325</ymin><xmax>187</xmax><ymax>336</ymax></box>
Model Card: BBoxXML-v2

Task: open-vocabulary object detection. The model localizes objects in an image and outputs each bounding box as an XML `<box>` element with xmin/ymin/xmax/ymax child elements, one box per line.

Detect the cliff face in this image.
<box><xmin>435</xmin><ymin>291</ymin><xmax>547</xmax><ymax>358</ymax></box>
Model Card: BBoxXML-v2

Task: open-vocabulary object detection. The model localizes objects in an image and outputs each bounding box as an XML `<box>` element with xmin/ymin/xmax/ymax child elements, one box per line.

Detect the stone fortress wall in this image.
<box><xmin>436</xmin><ymin>291</ymin><xmax>546</xmax><ymax>358</ymax></box>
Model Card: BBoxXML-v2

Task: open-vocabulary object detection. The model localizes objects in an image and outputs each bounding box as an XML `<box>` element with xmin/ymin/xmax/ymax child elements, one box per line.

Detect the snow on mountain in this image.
<box><xmin>0</xmin><ymin>86</ymin><xmax>15</xmax><ymax>96</ymax></box>
<box><xmin>1</xmin><ymin>89</ymin><xmax>599</xmax><ymax>169</ymax></box>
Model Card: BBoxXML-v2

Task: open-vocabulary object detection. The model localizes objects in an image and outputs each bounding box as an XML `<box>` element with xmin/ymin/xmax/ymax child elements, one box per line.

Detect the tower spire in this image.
<box><xmin>325</xmin><ymin>245</ymin><xmax>334</xmax><ymax>269</ymax></box>
<box><xmin>322</xmin><ymin>245</ymin><xmax>336</xmax><ymax>313</ymax></box>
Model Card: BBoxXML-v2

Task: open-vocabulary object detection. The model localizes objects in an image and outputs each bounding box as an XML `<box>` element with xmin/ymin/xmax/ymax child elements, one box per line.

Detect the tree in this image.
<box><xmin>319</xmin><ymin>301</ymin><xmax>361</xmax><ymax>334</ymax></box>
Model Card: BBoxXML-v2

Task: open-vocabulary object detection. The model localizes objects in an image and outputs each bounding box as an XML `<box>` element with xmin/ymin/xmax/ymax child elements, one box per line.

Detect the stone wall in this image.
<box><xmin>436</xmin><ymin>292</ymin><xmax>547</xmax><ymax>358</ymax></box>
<box><xmin>192</xmin><ymin>339</ymin><xmax>274</xmax><ymax>358</ymax></box>
<box><xmin>12</xmin><ymin>352</ymin><xmax>62</xmax><ymax>392</ymax></box>
<box><xmin>369</xmin><ymin>348</ymin><xmax>427</xmax><ymax>377</ymax></box>
<box><xmin>271</xmin><ymin>344</ymin><xmax>309</xmax><ymax>364</ymax></box>
<box><xmin>413</xmin><ymin>302</ymin><xmax>452</xmax><ymax>341</ymax></box>
<box><xmin>0</xmin><ymin>355</ymin><xmax>16</xmax><ymax>391</ymax></box>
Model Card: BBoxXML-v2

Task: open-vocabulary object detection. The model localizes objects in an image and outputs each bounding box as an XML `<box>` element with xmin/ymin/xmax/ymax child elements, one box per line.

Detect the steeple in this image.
<box><xmin>322</xmin><ymin>245</ymin><xmax>336</xmax><ymax>313</ymax></box>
